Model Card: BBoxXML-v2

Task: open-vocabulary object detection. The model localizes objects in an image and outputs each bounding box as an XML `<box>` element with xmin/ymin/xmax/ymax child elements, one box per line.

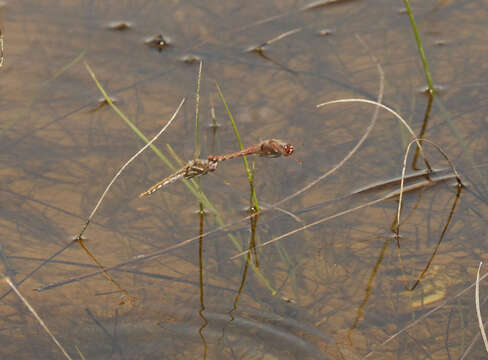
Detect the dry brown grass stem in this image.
<box><xmin>249</xmin><ymin>28</ymin><xmax>302</xmax><ymax>54</ymax></box>
<box><xmin>301</xmin><ymin>0</ymin><xmax>350</xmax><ymax>11</ymax></box>
<box><xmin>264</xmin><ymin>28</ymin><xmax>302</xmax><ymax>46</ymax></box>
<box><xmin>394</xmin><ymin>138</ymin><xmax>463</xmax><ymax>235</ymax></box>
<box><xmin>476</xmin><ymin>262</ymin><xmax>488</xmax><ymax>353</ymax></box>
<box><xmin>0</xmin><ymin>30</ymin><xmax>3</xmax><ymax>67</ymax></box>
<box><xmin>2</xmin><ymin>274</ymin><xmax>73</xmax><ymax>360</ymax></box>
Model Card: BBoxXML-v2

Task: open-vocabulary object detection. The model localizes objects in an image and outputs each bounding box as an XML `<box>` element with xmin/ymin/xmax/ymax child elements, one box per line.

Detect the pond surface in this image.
<box><xmin>1</xmin><ymin>0</ymin><xmax>488</xmax><ymax>358</ymax></box>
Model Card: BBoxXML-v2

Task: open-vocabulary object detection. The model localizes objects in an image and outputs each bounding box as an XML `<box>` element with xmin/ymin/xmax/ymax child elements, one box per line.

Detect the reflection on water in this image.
<box><xmin>1</xmin><ymin>0</ymin><xmax>488</xmax><ymax>358</ymax></box>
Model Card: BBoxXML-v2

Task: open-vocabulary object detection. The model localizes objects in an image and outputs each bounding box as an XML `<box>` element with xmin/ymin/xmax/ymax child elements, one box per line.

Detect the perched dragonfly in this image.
<box><xmin>208</xmin><ymin>139</ymin><xmax>295</xmax><ymax>163</ymax></box>
<box><xmin>139</xmin><ymin>159</ymin><xmax>218</xmax><ymax>198</ymax></box>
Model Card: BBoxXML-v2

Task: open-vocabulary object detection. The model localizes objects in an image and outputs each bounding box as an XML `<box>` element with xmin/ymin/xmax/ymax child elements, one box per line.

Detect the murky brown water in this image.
<box><xmin>1</xmin><ymin>0</ymin><xmax>488</xmax><ymax>358</ymax></box>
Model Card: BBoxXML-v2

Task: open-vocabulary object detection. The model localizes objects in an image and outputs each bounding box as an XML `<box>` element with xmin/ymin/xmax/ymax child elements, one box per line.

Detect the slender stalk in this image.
<box><xmin>215</xmin><ymin>82</ymin><xmax>260</xmax><ymax>211</ymax></box>
<box><xmin>2</xmin><ymin>274</ymin><xmax>74</xmax><ymax>360</ymax></box>
<box><xmin>403</xmin><ymin>0</ymin><xmax>435</xmax><ymax>95</ymax></box>
<box><xmin>0</xmin><ymin>28</ymin><xmax>4</xmax><ymax>68</ymax></box>
<box><xmin>476</xmin><ymin>262</ymin><xmax>488</xmax><ymax>353</ymax></box>
<box><xmin>194</xmin><ymin>61</ymin><xmax>204</xmax><ymax>213</ymax></box>
<box><xmin>194</xmin><ymin>60</ymin><xmax>203</xmax><ymax>159</ymax></box>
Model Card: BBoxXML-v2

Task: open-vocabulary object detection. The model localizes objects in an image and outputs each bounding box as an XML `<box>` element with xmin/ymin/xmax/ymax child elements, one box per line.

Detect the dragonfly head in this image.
<box><xmin>282</xmin><ymin>143</ymin><xmax>295</xmax><ymax>156</ymax></box>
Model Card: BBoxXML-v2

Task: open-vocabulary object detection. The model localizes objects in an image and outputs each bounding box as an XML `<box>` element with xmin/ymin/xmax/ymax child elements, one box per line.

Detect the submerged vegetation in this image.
<box><xmin>1</xmin><ymin>0</ymin><xmax>487</xmax><ymax>359</ymax></box>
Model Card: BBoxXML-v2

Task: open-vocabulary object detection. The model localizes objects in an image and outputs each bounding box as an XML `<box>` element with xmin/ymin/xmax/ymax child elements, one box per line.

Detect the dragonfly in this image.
<box><xmin>208</xmin><ymin>139</ymin><xmax>295</xmax><ymax>163</ymax></box>
<box><xmin>139</xmin><ymin>159</ymin><xmax>218</xmax><ymax>198</ymax></box>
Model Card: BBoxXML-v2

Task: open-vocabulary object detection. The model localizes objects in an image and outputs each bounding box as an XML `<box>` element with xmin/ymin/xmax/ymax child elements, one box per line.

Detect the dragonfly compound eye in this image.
<box><xmin>284</xmin><ymin>144</ymin><xmax>295</xmax><ymax>156</ymax></box>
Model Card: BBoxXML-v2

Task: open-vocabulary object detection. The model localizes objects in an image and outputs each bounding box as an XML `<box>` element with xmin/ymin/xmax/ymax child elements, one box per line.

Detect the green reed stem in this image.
<box><xmin>194</xmin><ymin>60</ymin><xmax>203</xmax><ymax>159</ymax></box>
<box><xmin>215</xmin><ymin>82</ymin><xmax>260</xmax><ymax>211</ymax></box>
<box><xmin>194</xmin><ymin>61</ymin><xmax>204</xmax><ymax>213</ymax></box>
<box><xmin>404</xmin><ymin>2</ymin><xmax>486</xmax><ymax>187</ymax></box>
<box><xmin>403</xmin><ymin>0</ymin><xmax>435</xmax><ymax>95</ymax></box>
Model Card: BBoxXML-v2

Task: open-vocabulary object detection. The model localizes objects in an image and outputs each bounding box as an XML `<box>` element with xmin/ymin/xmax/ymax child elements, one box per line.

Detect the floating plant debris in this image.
<box><xmin>89</xmin><ymin>96</ymin><xmax>119</xmax><ymax>111</ymax></box>
<box><xmin>180</xmin><ymin>55</ymin><xmax>202</xmax><ymax>64</ymax></box>
<box><xmin>417</xmin><ymin>84</ymin><xmax>445</xmax><ymax>95</ymax></box>
<box><xmin>207</xmin><ymin>122</ymin><xmax>221</xmax><ymax>129</ymax></box>
<box><xmin>107</xmin><ymin>21</ymin><xmax>133</xmax><ymax>31</ymax></box>
<box><xmin>301</xmin><ymin>0</ymin><xmax>353</xmax><ymax>10</ymax></box>
<box><xmin>246</xmin><ymin>28</ymin><xmax>302</xmax><ymax>54</ymax></box>
<box><xmin>145</xmin><ymin>34</ymin><xmax>170</xmax><ymax>51</ymax></box>
<box><xmin>317</xmin><ymin>28</ymin><xmax>334</xmax><ymax>36</ymax></box>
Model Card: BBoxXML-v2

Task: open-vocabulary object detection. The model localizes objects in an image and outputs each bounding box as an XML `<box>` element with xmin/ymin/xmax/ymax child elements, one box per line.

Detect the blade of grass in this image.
<box><xmin>0</xmin><ymin>26</ymin><xmax>3</xmax><ymax>68</ymax></box>
<box><xmin>194</xmin><ymin>61</ymin><xmax>204</xmax><ymax>214</ymax></box>
<box><xmin>215</xmin><ymin>82</ymin><xmax>259</xmax><ymax>211</ymax></box>
<box><xmin>403</xmin><ymin>0</ymin><xmax>435</xmax><ymax>95</ymax></box>
<box><xmin>74</xmin><ymin>345</ymin><xmax>87</xmax><ymax>360</ymax></box>
<box><xmin>194</xmin><ymin>60</ymin><xmax>203</xmax><ymax>159</ymax></box>
<box><xmin>166</xmin><ymin>144</ymin><xmax>185</xmax><ymax>167</ymax></box>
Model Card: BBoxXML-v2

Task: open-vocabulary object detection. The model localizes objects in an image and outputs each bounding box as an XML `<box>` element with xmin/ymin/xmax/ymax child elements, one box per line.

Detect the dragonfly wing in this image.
<box><xmin>259</xmin><ymin>152</ymin><xmax>281</xmax><ymax>158</ymax></box>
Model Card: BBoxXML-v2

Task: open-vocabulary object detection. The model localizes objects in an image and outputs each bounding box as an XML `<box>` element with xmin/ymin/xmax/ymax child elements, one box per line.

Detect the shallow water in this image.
<box><xmin>1</xmin><ymin>0</ymin><xmax>488</xmax><ymax>358</ymax></box>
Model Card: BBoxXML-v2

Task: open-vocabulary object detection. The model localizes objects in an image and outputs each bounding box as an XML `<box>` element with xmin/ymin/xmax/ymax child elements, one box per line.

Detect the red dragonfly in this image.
<box><xmin>139</xmin><ymin>159</ymin><xmax>218</xmax><ymax>198</ymax></box>
<box><xmin>208</xmin><ymin>139</ymin><xmax>295</xmax><ymax>163</ymax></box>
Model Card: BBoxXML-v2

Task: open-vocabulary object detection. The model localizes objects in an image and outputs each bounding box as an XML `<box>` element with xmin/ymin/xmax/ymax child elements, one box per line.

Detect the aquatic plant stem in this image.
<box><xmin>403</xmin><ymin>0</ymin><xmax>435</xmax><ymax>95</ymax></box>
<box><xmin>215</xmin><ymin>82</ymin><xmax>260</xmax><ymax>211</ymax></box>
<box><xmin>194</xmin><ymin>61</ymin><xmax>204</xmax><ymax>213</ymax></box>
<box><xmin>194</xmin><ymin>60</ymin><xmax>203</xmax><ymax>160</ymax></box>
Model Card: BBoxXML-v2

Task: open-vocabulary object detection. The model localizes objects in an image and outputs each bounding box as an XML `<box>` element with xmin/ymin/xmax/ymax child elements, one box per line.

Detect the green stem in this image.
<box><xmin>215</xmin><ymin>82</ymin><xmax>260</xmax><ymax>211</ymax></box>
<box><xmin>403</xmin><ymin>0</ymin><xmax>435</xmax><ymax>95</ymax></box>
